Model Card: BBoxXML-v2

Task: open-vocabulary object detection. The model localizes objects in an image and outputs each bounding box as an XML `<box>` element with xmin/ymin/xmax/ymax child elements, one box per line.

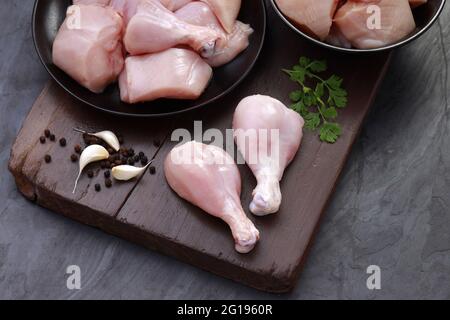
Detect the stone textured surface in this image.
<box><xmin>0</xmin><ymin>0</ymin><xmax>449</xmax><ymax>299</ymax></box>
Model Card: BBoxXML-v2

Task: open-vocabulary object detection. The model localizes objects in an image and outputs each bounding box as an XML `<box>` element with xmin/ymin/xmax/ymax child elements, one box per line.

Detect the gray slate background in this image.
<box><xmin>0</xmin><ymin>0</ymin><xmax>449</xmax><ymax>300</ymax></box>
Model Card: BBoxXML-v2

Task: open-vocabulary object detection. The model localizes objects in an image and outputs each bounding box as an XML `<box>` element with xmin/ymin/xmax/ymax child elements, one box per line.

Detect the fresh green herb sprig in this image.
<box><xmin>283</xmin><ymin>57</ymin><xmax>348</xmax><ymax>143</ymax></box>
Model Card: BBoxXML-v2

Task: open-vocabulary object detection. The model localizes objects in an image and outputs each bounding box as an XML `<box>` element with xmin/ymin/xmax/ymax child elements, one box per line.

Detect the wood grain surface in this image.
<box><xmin>8</xmin><ymin>3</ymin><xmax>391</xmax><ymax>292</ymax></box>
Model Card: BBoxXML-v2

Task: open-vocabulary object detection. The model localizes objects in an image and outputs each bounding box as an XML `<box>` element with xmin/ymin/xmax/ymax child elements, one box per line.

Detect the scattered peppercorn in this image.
<box><xmin>107</xmin><ymin>148</ymin><xmax>114</xmax><ymax>154</ymax></box>
<box><xmin>71</xmin><ymin>154</ymin><xmax>78</xmax><ymax>162</ymax></box>
<box><xmin>104</xmin><ymin>170</ymin><xmax>111</xmax><ymax>179</ymax></box>
<box><xmin>100</xmin><ymin>161</ymin><xmax>106</xmax><ymax>169</ymax></box>
<box><xmin>87</xmin><ymin>170</ymin><xmax>94</xmax><ymax>178</ymax></box>
<box><xmin>128</xmin><ymin>148</ymin><xmax>135</xmax><ymax>157</ymax></box>
<box><xmin>128</xmin><ymin>158</ymin><xmax>135</xmax><ymax>165</ymax></box>
<box><xmin>49</xmin><ymin>134</ymin><xmax>56</xmax><ymax>142</ymax></box>
<box><xmin>44</xmin><ymin>155</ymin><xmax>52</xmax><ymax>163</ymax></box>
<box><xmin>95</xmin><ymin>184</ymin><xmax>101</xmax><ymax>192</ymax></box>
<box><xmin>44</xmin><ymin>129</ymin><xmax>51</xmax><ymax>138</ymax></box>
<box><xmin>149</xmin><ymin>166</ymin><xmax>156</xmax><ymax>175</ymax></box>
<box><xmin>74</xmin><ymin>144</ymin><xmax>82</xmax><ymax>154</ymax></box>
<box><xmin>40</xmin><ymin>136</ymin><xmax>46</xmax><ymax>144</ymax></box>
<box><xmin>59</xmin><ymin>138</ymin><xmax>67</xmax><ymax>147</ymax></box>
<box><xmin>141</xmin><ymin>156</ymin><xmax>149</xmax><ymax>166</ymax></box>
<box><xmin>133</xmin><ymin>155</ymin><xmax>140</xmax><ymax>162</ymax></box>
<box><xmin>105</xmin><ymin>179</ymin><xmax>112</xmax><ymax>188</ymax></box>
<box><xmin>138</xmin><ymin>152</ymin><xmax>145</xmax><ymax>159</ymax></box>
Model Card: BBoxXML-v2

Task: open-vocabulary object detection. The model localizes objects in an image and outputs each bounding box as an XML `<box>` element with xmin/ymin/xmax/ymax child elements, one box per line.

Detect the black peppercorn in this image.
<box><xmin>100</xmin><ymin>161</ymin><xmax>106</xmax><ymax>169</ymax></box>
<box><xmin>105</xmin><ymin>179</ymin><xmax>112</xmax><ymax>188</ymax></box>
<box><xmin>138</xmin><ymin>152</ymin><xmax>145</xmax><ymax>159</ymax></box>
<box><xmin>59</xmin><ymin>138</ymin><xmax>67</xmax><ymax>147</ymax></box>
<box><xmin>44</xmin><ymin>129</ymin><xmax>51</xmax><ymax>138</ymax></box>
<box><xmin>104</xmin><ymin>170</ymin><xmax>111</xmax><ymax>179</ymax></box>
<box><xmin>128</xmin><ymin>158</ymin><xmax>135</xmax><ymax>165</ymax></box>
<box><xmin>128</xmin><ymin>148</ymin><xmax>135</xmax><ymax>157</ymax></box>
<box><xmin>95</xmin><ymin>184</ymin><xmax>101</xmax><ymax>192</ymax></box>
<box><xmin>141</xmin><ymin>156</ymin><xmax>149</xmax><ymax>166</ymax></box>
<box><xmin>107</xmin><ymin>148</ymin><xmax>114</xmax><ymax>154</ymax></box>
<box><xmin>149</xmin><ymin>166</ymin><xmax>156</xmax><ymax>175</ymax></box>
<box><xmin>39</xmin><ymin>136</ymin><xmax>46</xmax><ymax>144</ymax></box>
<box><xmin>87</xmin><ymin>170</ymin><xmax>94</xmax><ymax>178</ymax></box>
<box><xmin>49</xmin><ymin>134</ymin><xmax>56</xmax><ymax>142</ymax></box>
<box><xmin>134</xmin><ymin>155</ymin><xmax>140</xmax><ymax>162</ymax></box>
<box><xmin>74</xmin><ymin>144</ymin><xmax>82</xmax><ymax>154</ymax></box>
<box><xmin>44</xmin><ymin>155</ymin><xmax>52</xmax><ymax>163</ymax></box>
<box><xmin>70</xmin><ymin>154</ymin><xmax>78</xmax><ymax>162</ymax></box>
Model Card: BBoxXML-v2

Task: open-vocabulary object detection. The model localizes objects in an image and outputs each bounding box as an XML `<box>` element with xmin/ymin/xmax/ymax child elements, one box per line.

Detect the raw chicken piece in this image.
<box><xmin>334</xmin><ymin>0</ymin><xmax>416</xmax><ymax>49</ymax></box>
<box><xmin>165</xmin><ymin>141</ymin><xmax>260</xmax><ymax>253</ymax></box>
<box><xmin>275</xmin><ymin>0</ymin><xmax>339</xmax><ymax>40</ymax></box>
<box><xmin>124</xmin><ymin>0</ymin><xmax>221</xmax><ymax>57</ymax></box>
<box><xmin>175</xmin><ymin>2</ymin><xmax>253</xmax><ymax>67</ymax></box>
<box><xmin>325</xmin><ymin>25</ymin><xmax>352</xmax><ymax>48</ymax></box>
<box><xmin>119</xmin><ymin>48</ymin><xmax>212</xmax><ymax>103</ymax></box>
<box><xmin>409</xmin><ymin>0</ymin><xmax>427</xmax><ymax>8</ymax></box>
<box><xmin>159</xmin><ymin>0</ymin><xmax>192</xmax><ymax>11</ymax></box>
<box><xmin>233</xmin><ymin>95</ymin><xmax>304</xmax><ymax>216</ymax></box>
<box><xmin>110</xmin><ymin>0</ymin><xmax>191</xmax><ymax>24</ymax></box>
<box><xmin>110</xmin><ymin>0</ymin><xmax>141</xmax><ymax>24</ymax></box>
<box><xmin>72</xmin><ymin>0</ymin><xmax>110</xmax><ymax>5</ymax></box>
<box><xmin>53</xmin><ymin>5</ymin><xmax>124</xmax><ymax>93</ymax></box>
<box><xmin>200</xmin><ymin>0</ymin><xmax>241</xmax><ymax>33</ymax></box>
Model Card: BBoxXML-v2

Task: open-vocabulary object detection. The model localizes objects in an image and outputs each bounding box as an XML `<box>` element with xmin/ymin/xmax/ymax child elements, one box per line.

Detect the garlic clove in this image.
<box><xmin>73</xmin><ymin>144</ymin><xmax>110</xmax><ymax>194</ymax></box>
<box><xmin>73</xmin><ymin>128</ymin><xmax>120</xmax><ymax>152</ymax></box>
<box><xmin>93</xmin><ymin>131</ymin><xmax>120</xmax><ymax>152</ymax></box>
<box><xmin>112</xmin><ymin>163</ymin><xmax>152</xmax><ymax>181</ymax></box>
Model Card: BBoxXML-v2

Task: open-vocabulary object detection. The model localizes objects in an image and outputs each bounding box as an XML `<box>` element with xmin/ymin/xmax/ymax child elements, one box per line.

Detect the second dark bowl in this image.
<box><xmin>270</xmin><ymin>0</ymin><xmax>446</xmax><ymax>53</ymax></box>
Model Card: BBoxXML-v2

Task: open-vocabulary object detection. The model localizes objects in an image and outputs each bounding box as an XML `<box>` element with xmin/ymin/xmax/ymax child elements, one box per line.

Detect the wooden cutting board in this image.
<box><xmin>8</xmin><ymin>7</ymin><xmax>391</xmax><ymax>292</ymax></box>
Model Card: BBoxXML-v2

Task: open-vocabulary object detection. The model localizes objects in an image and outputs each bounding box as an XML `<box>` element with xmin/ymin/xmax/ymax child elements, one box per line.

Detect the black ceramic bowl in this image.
<box><xmin>270</xmin><ymin>0</ymin><xmax>446</xmax><ymax>53</ymax></box>
<box><xmin>33</xmin><ymin>0</ymin><xmax>266</xmax><ymax>117</ymax></box>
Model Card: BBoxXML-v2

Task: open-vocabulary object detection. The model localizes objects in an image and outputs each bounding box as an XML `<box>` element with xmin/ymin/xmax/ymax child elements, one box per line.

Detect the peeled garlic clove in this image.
<box><xmin>73</xmin><ymin>128</ymin><xmax>120</xmax><ymax>152</ymax></box>
<box><xmin>112</xmin><ymin>163</ymin><xmax>151</xmax><ymax>181</ymax></box>
<box><xmin>92</xmin><ymin>131</ymin><xmax>120</xmax><ymax>152</ymax></box>
<box><xmin>73</xmin><ymin>145</ymin><xmax>110</xmax><ymax>194</ymax></box>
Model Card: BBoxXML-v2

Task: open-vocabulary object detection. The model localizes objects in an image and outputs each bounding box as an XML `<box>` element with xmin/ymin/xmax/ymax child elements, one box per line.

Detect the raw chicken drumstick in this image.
<box><xmin>233</xmin><ymin>95</ymin><xmax>304</xmax><ymax>216</ymax></box>
<box><xmin>165</xmin><ymin>141</ymin><xmax>260</xmax><ymax>253</ymax></box>
<box><xmin>124</xmin><ymin>0</ymin><xmax>222</xmax><ymax>57</ymax></box>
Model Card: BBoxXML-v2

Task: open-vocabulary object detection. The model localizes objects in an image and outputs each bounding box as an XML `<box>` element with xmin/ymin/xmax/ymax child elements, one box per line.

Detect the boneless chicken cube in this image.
<box><xmin>119</xmin><ymin>48</ymin><xmax>213</xmax><ymax>104</ymax></box>
<box><xmin>52</xmin><ymin>4</ymin><xmax>124</xmax><ymax>93</ymax></box>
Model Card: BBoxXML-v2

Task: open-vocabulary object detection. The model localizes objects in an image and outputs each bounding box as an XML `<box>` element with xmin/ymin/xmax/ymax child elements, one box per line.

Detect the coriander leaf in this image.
<box><xmin>299</xmin><ymin>57</ymin><xmax>310</xmax><ymax>67</ymax></box>
<box><xmin>303</xmin><ymin>92</ymin><xmax>316</xmax><ymax>107</ymax></box>
<box><xmin>322</xmin><ymin>107</ymin><xmax>338</xmax><ymax>119</ymax></box>
<box><xmin>289</xmin><ymin>90</ymin><xmax>303</xmax><ymax>102</ymax></box>
<box><xmin>304</xmin><ymin>113</ymin><xmax>321</xmax><ymax>130</ymax></box>
<box><xmin>310</xmin><ymin>60</ymin><xmax>327</xmax><ymax>73</ymax></box>
<box><xmin>315</xmin><ymin>83</ymin><xmax>324</xmax><ymax>98</ymax></box>
<box><xmin>320</xmin><ymin>123</ymin><xmax>342</xmax><ymax>143</ymax></box>
<box><xmin>291</xmin><ymin>101</ymin><xmax>306</xmax><ymax>115</ymax></box>
<box><xmin>333</xmin><ymin>96</ymin><xmax>348</xmax><ymax>108</ymax></box>
<box><xmin>326</xmin><ymin>75</ymin><xmax>343</xmax><ymax>89</ymax></box>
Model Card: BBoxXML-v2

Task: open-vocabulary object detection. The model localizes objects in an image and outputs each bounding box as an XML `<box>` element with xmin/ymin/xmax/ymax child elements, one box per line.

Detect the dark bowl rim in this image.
<box><xmin>269</xmin><ymin>0</ymin><xmax>446</xmax><ymax>54</ymax></box>
<box><xmin>32</xmin><ymin>0</ymin><xmax>268</xmax><ymax>118</ymax></box>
